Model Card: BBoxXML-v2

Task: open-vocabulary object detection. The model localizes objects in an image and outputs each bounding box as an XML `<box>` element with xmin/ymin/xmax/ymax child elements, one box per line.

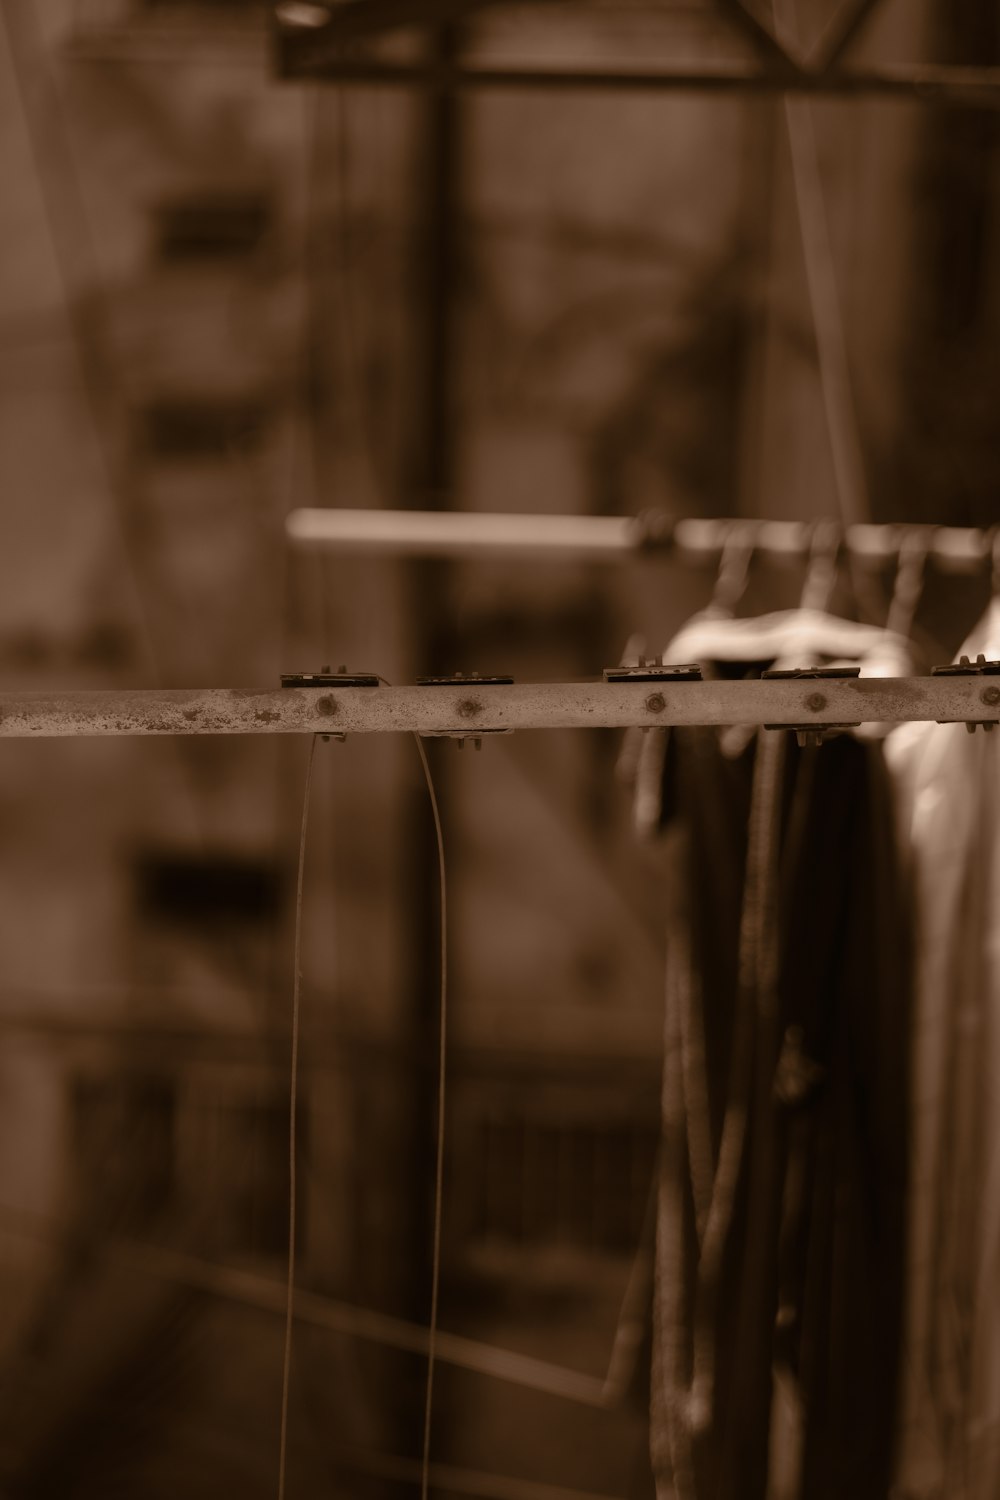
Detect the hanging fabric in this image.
<box><xmin>638</xmin><ymin>582</ymin><xmax>915</xmax><ymax>1500</ymax></box>
<box><xmin>888</xmin><ymin>592</ymin><xmax>1000</xmax><ymax>1500</ymax></box>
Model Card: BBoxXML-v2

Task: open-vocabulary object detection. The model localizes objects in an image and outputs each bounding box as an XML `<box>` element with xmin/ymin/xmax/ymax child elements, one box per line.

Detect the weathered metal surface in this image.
<box><xmin>0</xmin><ymin>677</ymin><xmax>994</xmax><ymax>737</ymax></box>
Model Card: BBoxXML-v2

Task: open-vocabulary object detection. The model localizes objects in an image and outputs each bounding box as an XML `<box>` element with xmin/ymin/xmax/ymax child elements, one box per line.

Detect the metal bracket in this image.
<box><xmin>602</xmin><ymin>662</ymin><xmax>703</xmax><ymax>683</ymax></box>
<box><xmin>280</xmin><ymin>665</ymin><xmax>380</xmax><ymax>740</ymax></box>
<box><xmin>281</xmin><ymin>667</ymin><xmax>380</xmax><ymax>688</ymax></box>
<box><xmin>761</xmin><ymin>666</ymin><xmax>863</xmax><ymax>680</ymax></box>
<box><xmin>416</xmin><ymin>674</ymin><xmax>514</xmax><ymax>687</ymax></box>
<box><xmin>931</xmin><ymin>654</ymin><xmax>1000</xmax><ymax>731</ymax></box>
<box><xmin>762</xmin><ymin>665</ymin><xmax>862</xmax><ymax>746</ymax></box>
<box><xmin>417</xmin><ymin>673</ymin><xmax>515</xmax><ymax>748</ymax></box>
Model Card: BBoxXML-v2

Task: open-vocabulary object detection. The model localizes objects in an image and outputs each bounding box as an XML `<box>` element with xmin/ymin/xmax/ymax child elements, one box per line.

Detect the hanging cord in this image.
<box><xmin>371</xmin><ymin>675</ymin><xmax>449</xmax><ymax>1500</ymax></box>
<box><xmin>412</xmin><ymin>730</ymin><xmax>448</xmax><ymax>1500</ymax></box>
<box><xmin>277</xmin><ymin>722</ymin><xmax>447</xmax><ymax>1500</ymax></box>
<box><xmin>601</xmin><ymin>1163</ymin><xmax>659</xmax><ymax>1407</ymax></box>
<box><xmin>688</xmin><ymin>730</ymin><xmax>786</xmax><ymax>1437</ymax></box>
<box><xmin>278</xmin><ymin>735</ymin><xmax>319</xmax><ymax>1500</ymax></box>
<box><xmin>653</xmin><ymin>932</ymin><xmax>697</xmax><ymax>1500</ymax></box>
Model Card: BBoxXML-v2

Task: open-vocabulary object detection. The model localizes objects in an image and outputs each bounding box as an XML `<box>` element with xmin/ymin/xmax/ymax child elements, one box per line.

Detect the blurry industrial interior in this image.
<box><xmin>0</xmin><ymin>0</ymin><xmax>997</xmax><ymax>1495</ymax></box>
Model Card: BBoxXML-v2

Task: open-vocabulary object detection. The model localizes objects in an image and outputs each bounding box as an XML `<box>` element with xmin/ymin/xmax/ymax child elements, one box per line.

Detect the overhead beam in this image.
<box><xmin>273</xmin><ymin>48</ymin><xmax>1000</xmax><ymax>107</ymax></box>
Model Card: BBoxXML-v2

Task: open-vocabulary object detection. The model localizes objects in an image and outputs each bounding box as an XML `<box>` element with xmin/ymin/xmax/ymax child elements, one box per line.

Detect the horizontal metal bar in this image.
<box><xmin>287</xmin><ymin>508</ymin><xmax>992</xmax><ymax>573</ymax></box>
<box><xmin>287</xmin><ymin>507</ymin><xmax>638</xmax><ymax>559</ymax></box>
<box><xmin>0</xmin><ymin>678</ymin><xmax>995</xmax><ymax>736</ymax></box>
<box><xmin>275</xmin><ymin>49</ymin><xmax>1000</xmax><ymax>107</ymax></box>
<box><xmin>0</xmin><ymin>1211</ymin><xmax>610</xmax><ymax>1407</ymax></box>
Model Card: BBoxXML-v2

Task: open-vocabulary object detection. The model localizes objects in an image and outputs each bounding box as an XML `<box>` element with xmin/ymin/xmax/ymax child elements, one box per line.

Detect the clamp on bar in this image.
<box><xmin>281</xmin><ymin>665</ymin><xmax>380</xmax><ymax>741</ymax></box>
<box><xmin>932</xmin><ymin>654</ymin><xmax>1000</xmax><ymax>732</ymax></box>
<box><xmin>762</xmin><ymin>665</ymin><xmax>862</xmax><ymax>747</ymax></box>
<box><xmin>416</xmin><ymin>673</ymin><xmax>516</xmax><ymax>749</ymax></box>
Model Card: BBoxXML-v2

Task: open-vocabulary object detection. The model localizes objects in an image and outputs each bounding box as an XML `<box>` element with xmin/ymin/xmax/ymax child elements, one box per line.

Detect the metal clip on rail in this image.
<box><xmin>416</xmin><ymin>673</ymin><xmax>515</xmax><ymax>750</ymax></box>
<box><xmin>603</xmin><ymin>661</ymin><xmax>703</xmax><ymax>733</ymax></box>
<box><xmin>602</xmin><ymin>661</ymin><xmax>703</xmax><ymax>683</ymax></box>
<box><xmin>280</xmin><ymin>665</ymin><xmax>380</xmax><ymax>741</ymax></box>
<box><xmin>931</xmin><ymin>654</ymin><xmax>1000</xmax><ymax>733</ymax></box>
<box><xmin>762</xmin><ymin>665</ymin><xmax>862</xmax><ymax>748</ymax></box>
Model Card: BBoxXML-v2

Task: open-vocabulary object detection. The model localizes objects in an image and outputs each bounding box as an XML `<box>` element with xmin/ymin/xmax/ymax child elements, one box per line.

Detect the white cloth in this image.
<box><xmin>629</xmin><ymin>608</ymin><xmax>914</xmax><ymax>839</ymax></box>
<box><xmin>888</xmin><ymin>599</ymin><xmax>1000</xmax><ymax>1500</ymax></box>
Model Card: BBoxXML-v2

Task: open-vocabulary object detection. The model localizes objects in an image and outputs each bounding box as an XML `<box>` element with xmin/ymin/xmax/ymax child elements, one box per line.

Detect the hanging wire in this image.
<box><xmin>412</xmin><ymin>730</ymin><xmax>448</xmax><ymax>1500</ymax></box>
<box><xmin>374</xmin><ymin>674</ymin><xmax>450</xmax><ymax>1500</ymax></box>
<box><xmin>278</xmin><ymin>734</ymin><xmax>319</xmax><ymax>1500</ymax></box>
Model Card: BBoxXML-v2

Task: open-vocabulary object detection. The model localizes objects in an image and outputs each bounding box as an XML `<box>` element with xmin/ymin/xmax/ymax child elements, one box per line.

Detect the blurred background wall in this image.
<box><xmin>0</xmin><ymin>1</ymin><xmax>997</xmax><ymax>1496</ymax></box>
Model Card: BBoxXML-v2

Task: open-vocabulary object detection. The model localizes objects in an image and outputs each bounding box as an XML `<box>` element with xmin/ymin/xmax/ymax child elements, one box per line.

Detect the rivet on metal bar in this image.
<box><xmin>280</xmin><ymin>665</ymin><xmax>380</xmax><ymax>741</ymax></box>
<box><xmin>416</xmin><ymin>673</ymin><xmax>515</xmax><ymax>749</ymax></box>
<box><xmin>931</xmin><ymin>654</ymin><xmax>1000</xmax><ymax>732</ymax></box>
<box><xmin>761</xmin><ymin>665</ymin><xmax>862</xmax><ymax>746</ymax></box>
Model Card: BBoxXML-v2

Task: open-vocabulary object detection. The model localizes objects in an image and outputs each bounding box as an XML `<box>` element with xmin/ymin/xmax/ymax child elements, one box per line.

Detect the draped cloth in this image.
<box><xmin>637</xmin><ymin>611</ymin><xmax>913</xmax><ymax>1500</ymax></box>
<box><xmin>889</xmin><ymin>599</ymin><xmax>1000</xmax><ymax>1500</ymax></box>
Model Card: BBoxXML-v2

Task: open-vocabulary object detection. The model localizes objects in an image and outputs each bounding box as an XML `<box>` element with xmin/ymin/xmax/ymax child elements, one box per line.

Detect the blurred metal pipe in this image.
<box><xmin>287</xmin><ymin>507</ymin><xmax>637</xmax><ymax>559</ymax></box>
<box><xmin>0</xmin><ymin>1208</ymin><xmax>610</xmax><ymax>1407</ymax></box>
<box><xmin>0</xmin><ymin>678</ymin><xmax>995</xmax><ymax>735</ymax></box>
<box><xmin>287</xmin><ymin>508</ymin><xmax>992</xmax><ymax>572</ymax></box>
<box><xmin>276</xmin><ymin>53</ymin><xmax>1000</xmax><ymax>108</ymax></box>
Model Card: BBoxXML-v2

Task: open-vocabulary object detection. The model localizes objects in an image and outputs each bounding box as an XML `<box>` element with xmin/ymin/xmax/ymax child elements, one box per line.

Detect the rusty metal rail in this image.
<box><xmin>0</xmin><ymin>676</ymin><xmax>994</xmax><ymax>737</ymax></box>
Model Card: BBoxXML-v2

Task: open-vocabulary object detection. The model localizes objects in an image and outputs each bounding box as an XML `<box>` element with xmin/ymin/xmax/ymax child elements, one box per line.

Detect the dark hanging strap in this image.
<box><xmin>652</xmin><ymin>928</ymin><xmax>698</xmax><ymax>1500</ymax></box>
<box><xmin>688</xmin><ymin>730</ymin><xmax>787</xmax><ymax>1444</ymax></box>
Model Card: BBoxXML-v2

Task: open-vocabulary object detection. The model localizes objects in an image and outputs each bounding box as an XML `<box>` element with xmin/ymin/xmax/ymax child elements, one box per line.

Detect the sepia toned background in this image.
<box><xmin>0</xmin><ymin>1</ymin><xmax>998</xmax><ymax>1495</ymax></box>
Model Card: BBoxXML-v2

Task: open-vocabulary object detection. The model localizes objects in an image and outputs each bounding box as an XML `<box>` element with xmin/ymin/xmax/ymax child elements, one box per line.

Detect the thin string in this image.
<box><xmin>370</xmin><ymin>674</ymin><xmax>449</xmax><ymax>1498</ymax></box>
<box><xmin>412</xmin><ymin>731</ymin><xmax>448</xmax><ymax>1500</ymax></box>
<box><xmin>278</xmin><ymin>734</ymin><xmax>319</xmax><ymax>1500</ymax></box>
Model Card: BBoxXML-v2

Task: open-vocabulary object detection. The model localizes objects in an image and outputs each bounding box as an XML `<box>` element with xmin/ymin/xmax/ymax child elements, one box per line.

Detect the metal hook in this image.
<box><xmin>708</xmin><ymin>522</ymin><xmax>756</xmax><ymax>617</ymax></box>
<box><xmin>886</xmin><ymin>526</ymin><xmax>932</xmax><ymax>640</ymax></box>
<box><xmin>799</xmin><ymin>519</ymin><xmax>841</xmax><ymax>614</ymax></box>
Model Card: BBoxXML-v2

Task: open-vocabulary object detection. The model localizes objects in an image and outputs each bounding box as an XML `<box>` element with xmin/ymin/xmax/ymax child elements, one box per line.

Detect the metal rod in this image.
<box><xmin>286</xmin><ymin>507</ymin><xmax>638</xmax><ymax>558</ymax></box>
<box><xmin>0</xmin><ymin>678</ymin><xmax>995</xmax><ymax>736</ymax></box>
<box><xmin>0</xmin><ymin>1212</ymin><xmax>610</xmax><ymax>1407</ymax></box>
<box><xmin>275</xmin><ymin>52</ymin><xmax>1000</xmax><ymax>108</ymax></box>
<box><xmin>286</xmin><ymin>508</ymin><xmax>991</xmax><ymax>572</ymax></box>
